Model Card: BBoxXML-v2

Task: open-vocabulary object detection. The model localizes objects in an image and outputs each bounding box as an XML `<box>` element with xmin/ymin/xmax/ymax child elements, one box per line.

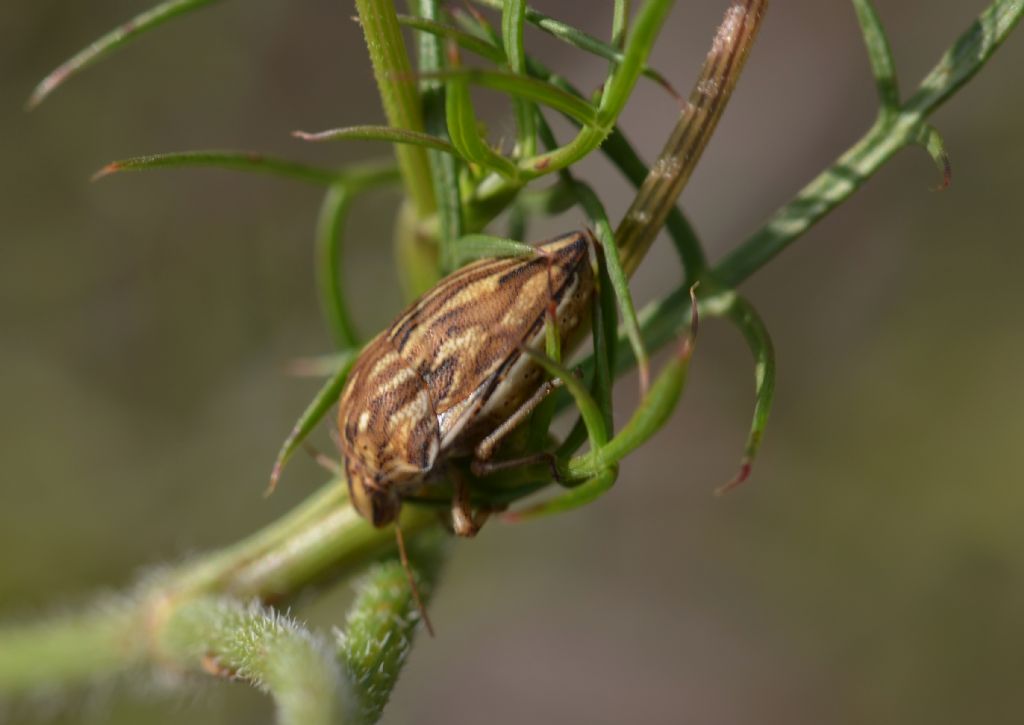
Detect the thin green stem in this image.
<box><xmin>852</xmin><ymin>0</ymin><xmax>900</xmax><ymax>112</ymax></box>
<box><xmin>717</xmin><ymin>0</ymin><xmax>1022</xmax><ymax>288</ymax></box>
<box><xmin>410</xmin><ymin>0</ymin><xmax>464</xmax><ymax>272</ymax></box>
<box><xmin>316</xmin><ymin>186</ymin><xmax>358</xmax><ymax>348</ymax></box>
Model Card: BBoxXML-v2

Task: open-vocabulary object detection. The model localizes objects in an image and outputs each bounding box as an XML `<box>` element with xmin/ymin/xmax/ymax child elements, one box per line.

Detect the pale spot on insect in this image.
<box><xmin>389</xmin><ymin>390</ymin><xmax>432</xmax><ymax>427</ymax></box>
<box><xmin>369</xmin><ymin>355</ymin><xmax>410</xmax><ymax>388</ymax></box>
<box><xmin>357</xmin><ymin>411</ymin><xmax>370</xmax><ymax>432</ymax></box>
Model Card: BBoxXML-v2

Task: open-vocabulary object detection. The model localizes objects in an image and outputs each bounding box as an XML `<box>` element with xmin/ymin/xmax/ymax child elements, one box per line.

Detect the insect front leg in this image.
<box><xmin>450</xmin><ymin>469</ymin><xmax>493</xmax><ymax>537</ymax></box>
<box><xmin>470</xmin><ymin>375</ymin><xmax>564</xmax><ymax>476</ymax></box>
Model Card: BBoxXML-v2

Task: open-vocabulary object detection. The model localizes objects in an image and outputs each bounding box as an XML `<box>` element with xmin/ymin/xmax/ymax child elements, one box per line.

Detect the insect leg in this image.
<box><xmin>473</xmin><ymin>376</ymin><xmax>563</xmax><ymax>463</ymax></box>
<box><xmin>470</xmin><ymin>451</ymin><xmax>561</xmax><ymax>483</ymax></box>
<box><xmin>451</xmin><ymin>470</ymin><xmax>492</xmax><ymax>537</ymax></box>
<box><xmin>507</xmin><ymin>288</ymin><xmax>700</xmax><ymax>522</ymax></box>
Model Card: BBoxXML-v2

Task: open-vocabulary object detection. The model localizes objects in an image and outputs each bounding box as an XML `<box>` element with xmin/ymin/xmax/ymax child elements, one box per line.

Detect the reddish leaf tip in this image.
<box><xmin>27</xmin><ymin>65</ymin><xmax>70</xmax><ymax>110</ymax></box>
<box><xmin>91</xmin><ymin>162</ymin><xmax>121</xmax><ymax>181</ymax></box>
<box><xmin>264</xmin><ymin>464</ymin><xmax>282</xmax><ymax>498</ymax></box>
<box><xmin>638</xmin><ymin>360</ymin><xmax>651</xmax><ymax>398</ymax></box>
<box><xmin>934</xmin><ymin>153</ymin><xmax>952</xmax><ymax>192</ymax></box>
<box><xmin>500</xmin><ymin>510</ymin><xmax>525</xmax><ymax>524</ymax></box>
<box><xmin>715</xmin><ymin>459</ymin><xmax>752</xmax><ymax>496</ymax></box>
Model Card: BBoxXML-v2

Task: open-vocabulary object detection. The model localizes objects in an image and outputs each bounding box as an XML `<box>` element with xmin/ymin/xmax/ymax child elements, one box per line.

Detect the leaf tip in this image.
<box><xmin>265</xmin><ymin>463</ymin><xmax>283</xmax><ymax>498</ymax></box>
<box><xmin>714</xmin><ymin>458</ymin><xmax>752</xmax><ymax>496</ymax></box>
<box><xmin>26</xmin><ymin>64</ymin><xmax>70</xmax><ymax>110</ymax></box>
<box><xmin>638</xmin><ymin>358</ymin><xmax>651</xmax><ymax>398</ymax></box>
<box><xmin>933</xmin><ymin>152</ymin><xmax>952</xmax><ymax>192</ymax></box>
<box><xmin>500</xmin><ymin>510</ymin><xmax>525</xmax><ymax>524</ymax></box>
<box><xmin>678</xmin><ymin>282</ymin><xmax>700</xmax><ymax>359</ymax></box>
<box><xmin>91</xmin><ymin>162</ymin><xmax>121</xmax><ymax>181</ymax></box>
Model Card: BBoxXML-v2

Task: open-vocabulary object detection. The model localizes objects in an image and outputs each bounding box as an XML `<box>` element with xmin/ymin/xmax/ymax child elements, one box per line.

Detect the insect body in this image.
<box><xmin>338</xmin><ymin>231</ymin><xmax>594</xmax><ymax>533</ymax></box>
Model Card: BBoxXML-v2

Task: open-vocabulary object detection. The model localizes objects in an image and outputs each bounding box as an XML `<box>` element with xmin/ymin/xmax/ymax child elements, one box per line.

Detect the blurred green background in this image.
<box><xmin>3</xmin><ymin>1</ymin><xmax>1023</xmax><ymax>723</ymax></box>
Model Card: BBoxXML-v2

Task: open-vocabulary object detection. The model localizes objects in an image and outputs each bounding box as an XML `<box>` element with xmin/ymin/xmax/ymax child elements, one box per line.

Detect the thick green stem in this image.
<box><xmin>0</xmin><ymin>480</ymin><xmax>437</xmax><ymax>698</ymax></box>
<box><xmin>0</xmin><ymin>604</ymin><xmax>144</xmax><ymax>697</ymax></box>
<box><xmin>355</xmin><ymin>0</ymin><xmax>437</xmax><ymax>218</ymax></box>
<box><xmin>159</xmin><ymin>598</ymin><xmax>344</xmax><ymax>725</ymax></box>
<box><xmin>339</xmin><ymin>531</ymin><xmax>446</xmax><ymax>723</ymax></box>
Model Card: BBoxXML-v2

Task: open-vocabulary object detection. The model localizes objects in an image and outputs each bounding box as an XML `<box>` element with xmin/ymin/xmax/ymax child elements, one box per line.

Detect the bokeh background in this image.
<box><xmin>3</xmin><ymin>1</ymin><xmax>1023</xmax><ymax>723</ymax></box>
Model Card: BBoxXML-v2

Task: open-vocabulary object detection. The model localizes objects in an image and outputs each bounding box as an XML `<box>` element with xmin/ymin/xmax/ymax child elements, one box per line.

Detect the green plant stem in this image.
<box><xmin>410</xmin><ymin>0</ymin><xmax>463</xmax><ymax>272</ymax></box>
<box><xmin>0</xmin><ymin>480</ymin><xmax>437</xmax><ymax>697</ymax></box>
<box><xmin>7</xmin><ymin>0</ymin><xmax>1022</xmax><ymax>716</ymax></box>
<box><xmin>355</xmin><ymin>0</ymin><xmax>437</xmax><ymax>218</ymax></box>
<box><xmin>0</xmin><ymin>604</ymin><xmax>143</xmax><ymax>696</ymax></box>
<box><xmin>717</xmin><ymin>0</ymin><xmax>1022</xmax><ymax>285</ymax></box>
<box><xmin>159</xmin><ymin>598</ymin><xmax>344</xmax><ymax>725</ymax></box>
<box><xmin>338</xmin><ymin>531</ymin><xmax>446</xmax><ymax>723</ymax></box>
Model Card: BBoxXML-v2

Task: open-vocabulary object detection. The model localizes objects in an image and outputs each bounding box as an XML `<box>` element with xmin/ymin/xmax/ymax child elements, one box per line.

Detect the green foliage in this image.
<box><xmin>11</xmin><ymin>0</ymin><xmax>1024</xmax><ymax>723</ymax></box>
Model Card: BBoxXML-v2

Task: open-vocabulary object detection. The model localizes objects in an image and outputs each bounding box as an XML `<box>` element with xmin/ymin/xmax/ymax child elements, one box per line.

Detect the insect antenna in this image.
<box><xmin>394</xmin><ymin>521</ymin><xmax>436</xmax><ymax>637</ymax></box>
<box><xmin>302</xmin><ymin>442</ymin><xmax>342</xmax><ymax>476</ymax></box>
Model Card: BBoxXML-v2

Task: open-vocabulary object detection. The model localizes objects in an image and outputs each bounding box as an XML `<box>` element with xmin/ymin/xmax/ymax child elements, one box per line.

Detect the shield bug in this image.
<box><xmin>338</xmin><ymin>230</ymin><xmax>595</xmax><ymax>537</ymax></box>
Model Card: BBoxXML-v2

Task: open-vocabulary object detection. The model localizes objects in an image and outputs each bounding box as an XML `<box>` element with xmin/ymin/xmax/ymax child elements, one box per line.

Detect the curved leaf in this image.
<box><xmin>28</xmin><ymin>0</ymin><xmax>224</xmax><ymax>108</ymax></box>
<box><xmin>92</xmin><ymin>151</ymin><xmax>346</xmax><ymax>186</ymax></box>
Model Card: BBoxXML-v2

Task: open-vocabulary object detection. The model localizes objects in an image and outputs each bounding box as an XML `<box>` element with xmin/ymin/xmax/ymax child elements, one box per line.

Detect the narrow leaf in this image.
<box><xmin>906</xmin><ymin>0</ymin><xmax>1024</xmax><ymax>116</ymax></box>
<box><xmin>502</xmin><ymin>0</ymin><xmax>538</xmax><ymax>158</ymax></box>
<box><xmin>427</xmin><ymin>68</ymin><xmax>598</xmax><ymax>127</ymax></box>
<box><xmin>520</xmin><ymin>347</ymin><xmax>608</xmax><ymax>454</ymax></box>
<box><xmin>570</xmin><ymin>287</ymin><xmax>698</xmax><ymax>478</ymax></box>
<box><xmin>293</xmin><ymin>125</ymin><xmax>463</xmax><ymax>157</ymax></box>
<box><xmin>501</xmin><ymin>0</ymin><xmax>528</xmax><ymax>75</ymax></box>
<box><xmin>443</xmin><ymin>44</ymin><xmax>520</xmax><ymax>179</ymax></box>
<box><xmin>92</xmin><ymin>151</ymin><xmax>345</xmax><ymax>186</ymax></box>
<box><xmin>397</xmin><ymin>14</ymin><xmax>506</xmax><ymax>64</ymax></box>
<box><xmin>451</xmin><ymin>234</ymin><xmax>534</xmax><ymax>265</ymax></box>
<box><xmin>466</xmin><ymin>0</ymin><xmax>677</xmax><ymax>96</ymax></box>
<box><xmin>516</xmin><ymin>0</ymin><xmax>674</xmax><ymax>177</ymax></box>
<box><xmin>315</xmin><ymin>186</ymin><xmax>359</xmax><ymax>349</ymax></box>
<box><xmin>613</xmin><ymin>0</ymin><xmax>631</xmax><ymax>48</ymax></box>
<box><xmin>914</xmin><ymin>123</ymin><xmax>952</xmax><ymax>191</ymax></box>
<box><xmin>268</xmin><ymin>351</ymin><xmax>358</xmax><ymax>495</ymax></box>
<box><xmin>408</xmin><ymin>1</ymin><xmax>464</xmax><ymax>273</ymax></box>
<box><xmin>28</xmin><ymin>0</ymin><xmax>223</xmax><ymax>109</ymax></box>
<box><xmin>533</xmin><ymin>113</ymin><xmax>650</xmax><ymax>394</ymax></box>
<box><xmin>851</xmin><ymin>0</ymin><xmax>900</xmax><ymax>110</ymax></box>
<box><xmin>522</xmin><ymin>53</ymin><xmax>706</xmax><ymax>276</ymax></box>
<box><xmin>717</xmin><ymin>293</ymin><xmax>775</xmax><ymax>494</ymax></box>
<box><xmin>570</xmin><ymin>181</ymin><xmax>650</xmax><ymax>395</ymax></box>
